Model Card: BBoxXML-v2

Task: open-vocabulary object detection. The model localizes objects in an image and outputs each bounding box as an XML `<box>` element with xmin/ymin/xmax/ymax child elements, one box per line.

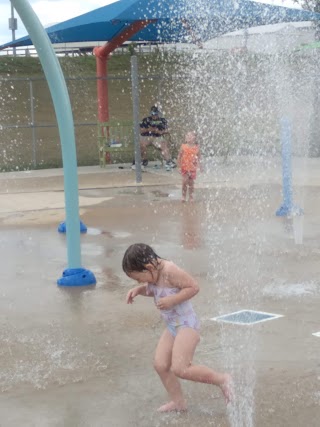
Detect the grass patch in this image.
<box><xmin>0</xmin><ymin>52</ymin><xmax>177</xmax><ymax>77</ymax></box>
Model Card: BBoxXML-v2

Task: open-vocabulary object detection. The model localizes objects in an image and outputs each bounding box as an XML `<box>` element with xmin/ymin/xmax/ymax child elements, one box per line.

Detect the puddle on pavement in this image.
<box><xmin>151</xmin><ymin>190</ymin><xmax>169</xmax><ymax>198</ymax></box>
<box><xmin>282</xmin><ymin>216</ymin><xmax>304</xmax><ymax>244</ymax></box>
<box><xmin>86</xmin><ymin>227</ymin><xmax>103</xmax><ymax>235</ymax></box>
<box><xmin>81</xmin><ymin>243</ymin><xmax>104</xmax><ymax>257</ymax></box>
<box><xmin>263</xmin><ymin>282</ymin><xmax>319</xmax><ymax>298</ymax></box>
<box><xmin>84</xmin><ymin>229</ymin><xmax>132</xmax><ymax>239</ymax></box>
<box><xmin>119</xmin><ymin>189</ymin><xmax>145</xmax><ymax>196</ymax></box>
<box><xmin>110</xmin><ymin>231</ymin><xmax>132</xmax><ymax>239</ymax></box>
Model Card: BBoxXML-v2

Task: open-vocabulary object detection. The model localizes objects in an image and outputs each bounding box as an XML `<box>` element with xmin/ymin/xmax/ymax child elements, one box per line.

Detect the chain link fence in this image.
<box><xmin>0</xmin><ymin>51</ymin><xmax>319</xmax><ymax>171</ymax></box>
<box><xmin>0</xmin><ymin>73</ymin><xmax>184</xmax><ymax>171</ymax></box>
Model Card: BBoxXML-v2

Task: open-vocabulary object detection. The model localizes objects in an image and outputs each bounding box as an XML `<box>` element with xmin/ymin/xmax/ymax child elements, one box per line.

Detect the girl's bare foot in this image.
<box><xmin>157</xmin><ymin>401</ymin><xmax>187</xmax><ymax>413</ymax></box>
<box><xmin>220</xmin><ymin>374</ymin><xmax>234</xmax><ymax>404</ymax></box>
<box><xmin>181</xmin><ymin>198</ymin><xmax>186</xmax><ymax>203</ymax></box>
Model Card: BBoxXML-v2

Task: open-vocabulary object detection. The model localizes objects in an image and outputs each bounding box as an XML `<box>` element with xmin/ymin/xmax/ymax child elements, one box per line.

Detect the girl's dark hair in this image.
<box><xmin>122</xmin><ymin>243</ymin><xmax>161</xmax><ymax>274</ymax></box>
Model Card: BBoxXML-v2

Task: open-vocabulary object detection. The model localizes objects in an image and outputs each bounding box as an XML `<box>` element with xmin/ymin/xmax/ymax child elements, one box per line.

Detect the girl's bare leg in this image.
<box><xmin>188</xmin><ymin>177</ymin><xmax>195</xmax><ymax>202</ymax></box>
<box><xmin>171</xmin><ymin>328</ymin><xmax>233</xmax><ymax>403</ymax></box>
<box><xmin>153</xmin><ymin>329</ymin><xmax>187</xmax><ymax>412</ymax></box>
<box><xmin>182</xmin><ymin>175</ymin><xmax>188</xmax><ymax>202</ymax></box>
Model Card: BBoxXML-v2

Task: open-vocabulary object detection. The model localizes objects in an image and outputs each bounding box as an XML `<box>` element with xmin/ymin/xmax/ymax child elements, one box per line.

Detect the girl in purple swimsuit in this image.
<box><xmin>122</xmin><ymin>243</ymin><xmax>232</xmax><ymax>413</ymax></box>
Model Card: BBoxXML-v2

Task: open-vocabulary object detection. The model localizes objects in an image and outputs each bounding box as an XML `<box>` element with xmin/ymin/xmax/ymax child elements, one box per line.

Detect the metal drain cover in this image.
<box><xmin>211</xmin><ymin>309</ymin><xmax>283</xmax><ymax>325</ymax></box>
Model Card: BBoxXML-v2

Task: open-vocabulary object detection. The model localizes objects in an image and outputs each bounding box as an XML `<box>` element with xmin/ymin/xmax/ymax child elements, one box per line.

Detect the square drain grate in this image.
<box><xmin>312</xmin><ymin>332</ymin><xmax>320</xmax><ymax>338</ymax></box>
<box><xmin>211</xmin><ymin>309</ymin><xmax>283</xmax><ymax>325</ymax></box>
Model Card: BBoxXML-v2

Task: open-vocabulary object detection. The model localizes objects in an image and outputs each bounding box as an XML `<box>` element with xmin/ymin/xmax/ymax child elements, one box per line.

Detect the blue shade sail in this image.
<box><xmin>1</xmin><ymin>0</ymin><xmax>320</xmax><ymax>49</ymax></box>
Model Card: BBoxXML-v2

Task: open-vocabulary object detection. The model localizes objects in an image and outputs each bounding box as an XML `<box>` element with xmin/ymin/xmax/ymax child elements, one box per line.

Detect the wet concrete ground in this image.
<box><xmin>0</xmin><ymin>157</ymin><xmax>319</xmax><ymax>426</ymax></box>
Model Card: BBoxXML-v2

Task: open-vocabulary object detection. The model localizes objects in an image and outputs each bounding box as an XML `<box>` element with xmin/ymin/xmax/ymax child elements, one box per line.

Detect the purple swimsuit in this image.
<box><xmin>147</xmin><ymin>283</ymin><xmax>200</xmax><ymax>337</ymax></box>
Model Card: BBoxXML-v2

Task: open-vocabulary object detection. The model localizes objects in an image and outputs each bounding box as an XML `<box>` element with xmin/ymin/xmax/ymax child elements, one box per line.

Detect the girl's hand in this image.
<box><xmin>156</xmin><ymin>297</ymin><xmax>174</xmax><ymax>310</ymax></box>
<box><xmin>126</xmin><ymin>287</ymin><xmax>140</xmax><ymax>304</ymax></box>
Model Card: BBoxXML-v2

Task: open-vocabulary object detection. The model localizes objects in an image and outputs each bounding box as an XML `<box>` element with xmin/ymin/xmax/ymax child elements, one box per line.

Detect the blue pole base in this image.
<box><xmin>276</xmin><ymin>204</ymin><xmax>304</xmax><ymax>217</ymax></box>
<box><xmin>57</xmin><ymin>268</ymin><xmax>96</xmax><ymax>287</ymax></box>
<box><xmin>58</xmin><ymin>220</ymin><xmax>87</xmax><ymax>233</ymax></box>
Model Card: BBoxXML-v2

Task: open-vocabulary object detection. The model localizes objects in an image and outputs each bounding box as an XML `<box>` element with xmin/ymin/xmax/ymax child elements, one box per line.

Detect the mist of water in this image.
<box><xmin>154</xmin><ymin>2</ymin><xmax>320</xmax><ymax>425</ymax></box>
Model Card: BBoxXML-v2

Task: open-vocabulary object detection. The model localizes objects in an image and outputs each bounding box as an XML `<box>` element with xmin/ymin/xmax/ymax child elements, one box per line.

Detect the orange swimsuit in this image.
<box><xmin>180</xmin><ymin>144</ymin><xmax>200</xmax><ymax>180</ymax></box>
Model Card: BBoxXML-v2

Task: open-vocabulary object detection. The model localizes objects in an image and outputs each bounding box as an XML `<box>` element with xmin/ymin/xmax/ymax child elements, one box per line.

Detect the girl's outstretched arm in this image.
<box><xmin>126</xmin><ymin>284</ymin><xmax>153</xmax><ymax>304</ymax></box>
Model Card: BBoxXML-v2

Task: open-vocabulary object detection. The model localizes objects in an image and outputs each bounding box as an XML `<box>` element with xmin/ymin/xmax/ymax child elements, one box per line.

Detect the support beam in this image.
<box><xmin>93</xmin><ymin>20</ymin><xmax>155</xmax><ymax>125</ymax></box>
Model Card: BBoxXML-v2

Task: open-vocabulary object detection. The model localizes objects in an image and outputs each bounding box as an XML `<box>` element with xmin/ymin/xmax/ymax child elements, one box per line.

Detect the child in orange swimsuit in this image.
<box><xmin>177</xmin><ymin>131</ymin><xmax>201</xmax><ymax>202</ymax></box>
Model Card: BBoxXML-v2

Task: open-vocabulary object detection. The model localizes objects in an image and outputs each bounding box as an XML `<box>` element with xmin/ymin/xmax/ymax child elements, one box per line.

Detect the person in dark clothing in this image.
<box><xmin>132</xmin><ymin>106</ymin><xmax>176</xmax><ymax>170</ymax></box>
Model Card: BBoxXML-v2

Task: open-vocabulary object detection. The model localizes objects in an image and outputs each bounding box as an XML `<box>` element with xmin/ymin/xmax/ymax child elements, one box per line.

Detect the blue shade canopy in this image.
<box><xmin>1</xmin><ymin>0</ymin><xmax>319</xmax><ymax>49</ymax></box>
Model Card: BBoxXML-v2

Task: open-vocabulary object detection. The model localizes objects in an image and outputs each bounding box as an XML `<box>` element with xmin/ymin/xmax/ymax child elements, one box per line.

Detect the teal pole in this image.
<box><xmin>11</xmin><ymin>0</ymin><xmax>95</xmax><ymax>286</ymax></box>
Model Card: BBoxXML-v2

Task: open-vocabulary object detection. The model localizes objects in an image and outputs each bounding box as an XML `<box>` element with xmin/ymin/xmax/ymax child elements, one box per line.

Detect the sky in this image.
<box><xmin>0</xmin><ymin>0</ymin><xmax>301</xmax><ymax>47</ymax></box>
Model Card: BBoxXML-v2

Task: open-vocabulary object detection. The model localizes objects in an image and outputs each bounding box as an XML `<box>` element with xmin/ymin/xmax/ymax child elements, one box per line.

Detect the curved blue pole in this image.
<box><xmin>11</xmin><ymin>0</ymin><xmax>95</xmax><ymax>286</ymax></box>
